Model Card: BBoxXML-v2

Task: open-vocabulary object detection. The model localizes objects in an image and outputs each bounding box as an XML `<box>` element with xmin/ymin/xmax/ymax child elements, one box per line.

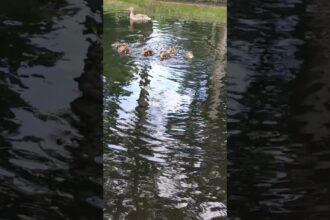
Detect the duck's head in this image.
<box><xmin>128</xmin><ymin>7</ymin><xmax>134</xmax><ymax>12</ymax></box>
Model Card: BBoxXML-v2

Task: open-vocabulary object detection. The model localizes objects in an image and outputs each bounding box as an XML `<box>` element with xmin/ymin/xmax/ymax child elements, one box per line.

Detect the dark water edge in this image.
<box><xmin>0</xmin><ymin>0</ymin><xmax>102</xmax><ymax>219</ymax></box>
<box><xmin>228</xmin><ymin>0</ymin><xmax>330</xmax><ymax>219</ymax></box>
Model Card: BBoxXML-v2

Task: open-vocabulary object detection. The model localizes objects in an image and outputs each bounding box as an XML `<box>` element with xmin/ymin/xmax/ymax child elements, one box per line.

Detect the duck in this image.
<box><xmin>160</xmin><ymin>51</ymin><xmax>171</xmax><ymax>60</ymax></box>
<box><xmin>143</xmin><ymin>48</ymin><xmax>154</xmax><ymax>57</ymax></box>
<box><xmin>185</xmin><ymin>51</ymin><xmax>194</xmax><ymax>60</ymax></box>
<box><xmin>128</xmin><ymin>7</ymin><xmax>151</xmax><ymax>22</ymax></box>
<box><xmin>118</xmin><ymin>46</ymin><xmax>129</xmax><ymax>54</ymax></box>
<box><xmin>114</xmin><ymin>42</ymin><xmax>129</xmax><ymax>55</ymax></box>
<box><xmin>114</xmin><ymin>42</ymin><xmax>125</xmax><ymax>49</ymax></box>
<box><xmin>166</xmin><ymin>47</ymin><xmax>175</xmax><ymax>55</ymax></box>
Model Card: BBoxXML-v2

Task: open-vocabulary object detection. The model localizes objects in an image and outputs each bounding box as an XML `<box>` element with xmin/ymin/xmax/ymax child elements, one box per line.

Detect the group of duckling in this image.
<box><xmin>159</xmin><ymin>47</ymin><xmax>175</xmax><ymax>60</ymax></box>
<box><xmin>114</xmin><ymin>42</ymin><xmax>194</xmax><ymax>61</ymax></box>
<box><xmin>114</xmin><ymin>7</ymin><xmax>194</xmax><ymax>61</ymax></box>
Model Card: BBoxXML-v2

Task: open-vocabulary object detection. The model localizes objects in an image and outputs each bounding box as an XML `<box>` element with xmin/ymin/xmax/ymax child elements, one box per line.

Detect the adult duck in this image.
<box><xmin>128</xmin><ymin>7</ymin><xmax>151</xmax><ymax>22</ymax></box>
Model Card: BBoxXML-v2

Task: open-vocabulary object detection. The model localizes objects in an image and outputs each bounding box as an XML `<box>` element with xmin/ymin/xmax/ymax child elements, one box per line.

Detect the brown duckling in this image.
<box><xmin>185</xmin><ymin>51</ymin><xmax>194</xmax><ymax>60</ymax></box>
<box><xmin>166</xmin><ymin>47</ymin><xmax>175</xmax><ymax>55</ymax></box>
<box><xmin>114</xmin><ymin>42</ymin><xmax>129</xmax><ymax>54</ymax></box>
<box><xmin>160</xmin><ymin>51</ymin><xmax>171</xmax><ymax>60</ymax></box>
<box><xmin>117</xmin><ymin>46</ymin><xmax>129</xmax><ymax>54</ymax></box>
<box><xmin>114</xmin><ymin>42</ymin><xmax>126</xmax><ymax>49</ymax></box>
<box><xmin>143</xmin><ymin>48</ymin><xmax>154</xmax><ymax>57</ymax></box>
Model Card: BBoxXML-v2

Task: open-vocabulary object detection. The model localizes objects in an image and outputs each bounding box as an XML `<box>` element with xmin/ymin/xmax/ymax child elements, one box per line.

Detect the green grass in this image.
<box><xmin>104</xmin><ymin>0</ymin><xmax>226</xmax><ymax>24</ymax></box>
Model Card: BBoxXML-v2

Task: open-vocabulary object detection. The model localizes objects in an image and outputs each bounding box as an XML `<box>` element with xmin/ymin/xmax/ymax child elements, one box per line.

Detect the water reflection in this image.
<box><xmin>228</xmin><ymin>0</ymin><xmax>330</xmax><ymax>219</ymax></box>
<box><xmin>104</xmin><ymin>10</ymin><xmax>227</xmax><ymax>219</ymax></box>
<box><xmin>0</xmin><ymin>0</ymin><xmax>102</xmax><ymax>219</ymax></box>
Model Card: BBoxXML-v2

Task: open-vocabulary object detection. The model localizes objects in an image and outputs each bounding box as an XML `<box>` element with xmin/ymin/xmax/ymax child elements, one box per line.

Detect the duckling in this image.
<box><xmin>166</xmin><ymin>47</ymin><xmax>175</xmax><ymax>55</ymax></box>
<box><xmin>185</xmin><ymin>51</ymin><xmax>194</xmax><ymax>60</ymax></box>
<box><xmin>117</xmin><ymin>45</ymin><xmax>129</xmax><ymax>54</ymax></box>
<box><xmin>143</xmin><ymin>48</ymin><xmax>154</xmax><ymax>57</ymax></box>
<box><xmin>114</xmin><ymin>42</ymin><xmax>126</xmax><ymax>49</ymax></box>
<box><xmin>114</xmin><ymin>42</ymin><xmax>129</xmax><ymax>54</ymax></box>
<box><xmin>160</xmin><ymin>51</ymin><xmax>171</xmax><ymax>60</ymax></box>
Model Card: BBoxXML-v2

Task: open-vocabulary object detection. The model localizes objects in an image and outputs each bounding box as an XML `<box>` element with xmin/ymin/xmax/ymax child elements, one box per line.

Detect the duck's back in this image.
<box><xmin>132</xmin><ymin>14</ymin><xmax>151</xmax><ymax>21</ymax></box>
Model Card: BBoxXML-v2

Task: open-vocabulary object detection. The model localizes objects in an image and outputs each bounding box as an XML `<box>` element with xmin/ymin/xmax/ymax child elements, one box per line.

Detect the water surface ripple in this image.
<box><xmin>0</xmin><ymin>0</ymin><xmax>102</xmax><ymax>219</ymax></box>
<box><xmin>104</xmin><ymin>10</ymin><xmax>227</xmax><ymax>220</ymax></box>
<box><xmin>228</xmin><ymin>0</ymin><xmax>330</xmax><ymax>219</ymax></box>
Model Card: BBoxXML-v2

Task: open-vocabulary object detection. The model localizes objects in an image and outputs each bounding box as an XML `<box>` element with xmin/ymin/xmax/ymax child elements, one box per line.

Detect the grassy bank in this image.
<box><xmin>104</xmin><ymin>0</ymin><xmax>226</xmax><ymax>24</ymax></box>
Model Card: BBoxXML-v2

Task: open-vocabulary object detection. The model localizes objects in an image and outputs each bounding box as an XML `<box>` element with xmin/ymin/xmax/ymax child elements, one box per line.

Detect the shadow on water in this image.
<box><xmin>228</xmin><ymin>0</ymin><xmax>330</xmax><ymax>219</ymax></box>
<box><xmin>0</xmin><ymin>0</ymin><xmax>102</xmax><ymax>219</ymax></box>
<box><xmin>104</xmin><ymin>9</ymin><xmax>227</xmax><ymax>220</ymax></box>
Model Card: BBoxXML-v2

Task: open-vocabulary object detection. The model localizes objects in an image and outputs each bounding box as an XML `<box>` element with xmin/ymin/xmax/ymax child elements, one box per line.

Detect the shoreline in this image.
<box><xmin>159</xmin><ymin>0</ymin><xmax>226</xmax><ymax>7</ymax></box>
<box><xmin>104</xmin><ymin>0</ymin><xmax>226</xmax><ymax>24</ymax></box>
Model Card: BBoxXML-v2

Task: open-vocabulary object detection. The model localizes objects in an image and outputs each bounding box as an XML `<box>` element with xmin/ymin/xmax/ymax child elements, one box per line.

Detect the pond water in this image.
<box><xmin>0</xmin><ymin>0</ymin><xmax>102</xmax><ymax>219</ymax></box>
<box><xmin>104</xmin><ymin>9</ymin><xmax>227</xmax><ymax>220</ymax></box>
<box><xmin>228</xmin><ymin>0</ymin><xmax>330</xmax><ymax>219</ymax></box>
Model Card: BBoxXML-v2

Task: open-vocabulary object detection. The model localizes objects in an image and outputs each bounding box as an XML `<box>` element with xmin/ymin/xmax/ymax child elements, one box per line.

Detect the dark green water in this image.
<box><xmin>0</xmin><ymin>0</ymin><xmax>102</xmax><ymax>219</ymax></box>
<box><xmin>227</xmin><ymin>0</ymin><xmax>330</xmax><ymax>219</ymax></box>
<box><xmin>104</xmin><ymin>9</ymin><xmax>227</xmax><ymax>219</ymax></box>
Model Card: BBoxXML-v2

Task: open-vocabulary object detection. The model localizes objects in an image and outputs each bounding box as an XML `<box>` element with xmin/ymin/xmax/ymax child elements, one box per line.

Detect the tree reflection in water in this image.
<box><xmin>0</xmin><ymin>0</ymin><xmax>102</xmax><ymax>219</ymax></box>
<box><xmin>227</xmin><ymin>0</ymin><xmax>330</xmax><ymax>219</ymax></box>
<box><xmin>104</xmin><ymin>10</ymin><xmax>227</xmax><ymax>219</ymax></box>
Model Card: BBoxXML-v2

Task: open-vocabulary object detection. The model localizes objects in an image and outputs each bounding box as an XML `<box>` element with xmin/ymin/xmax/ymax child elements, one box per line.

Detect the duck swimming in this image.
<box><xmin>114</xmin><ymin>42</ymin><xmax>129</xmax><ymax>55</ymax></box>
<box><xmin>114</xmin><ymin>42</ymin><xmax>125</xmax><ymax>49</ymax></box>
<box><xmin>129</xmin><ymin>7</ymin><xmax>151</xmax><ymax>22</ymax></box>
<box><xmin>143</xmin><ymin>48</ymin><xmax>154</xmax><ymax>57</ymax></box>
<box><xmin>118</xmin><ymin>46</ymin><xmax>129</xmax><ymax>54</ymax></box>
<box><xmin>166</xmin><ymin>47</ymin><xmax>175</xmax><ymax>55</ymax></box>
<box><xmin>185</xmin><ymin>51</ymin><xmax>194</xmax><ymax>60</ymax></box>
<box><xmin>160</xmin><ymin>51</ymin><xmax>171</xmax><ymax>60</ymax></box>
<box><xmin>159</xmin><ymin>47</ymin><xmax>176</xmax><ymax>60</ymax></box>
